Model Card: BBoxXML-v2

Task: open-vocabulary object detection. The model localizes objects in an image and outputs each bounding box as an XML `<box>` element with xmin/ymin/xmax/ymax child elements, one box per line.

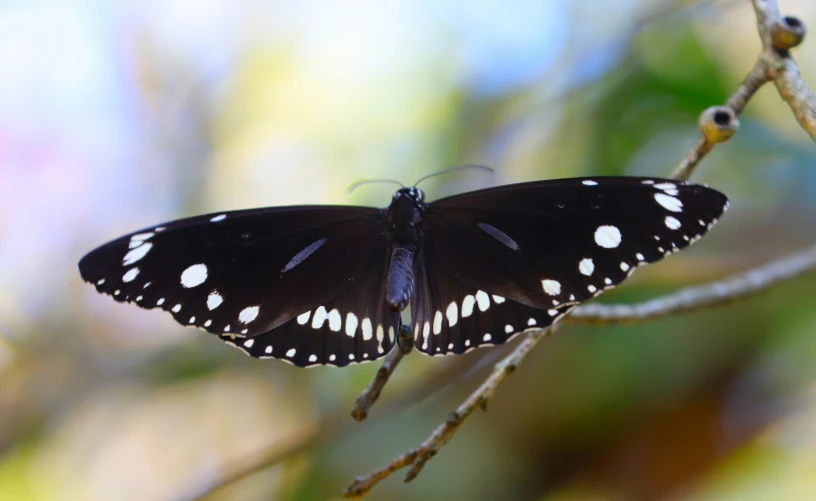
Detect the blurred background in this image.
<box><xmin>1</xmin><ymin>0</ymin><xmax>816</xmax><ymax>499</ymax></box>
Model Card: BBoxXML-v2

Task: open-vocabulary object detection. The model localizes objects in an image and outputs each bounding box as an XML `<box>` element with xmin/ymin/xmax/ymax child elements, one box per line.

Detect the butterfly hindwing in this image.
<box><xmin>412</xmin><ymin>236</ymin><xmax>574</xmax><ymax>356</ymax></box>
<box><xmin>220</xmin><ymin>236</ymin><xmax>400</xmax><ymax>367</ymax></box>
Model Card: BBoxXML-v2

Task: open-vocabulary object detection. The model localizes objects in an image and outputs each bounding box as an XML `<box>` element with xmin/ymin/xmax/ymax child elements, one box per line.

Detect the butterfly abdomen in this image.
<box><xmin>385</xmin><ymin>243</ymin><xmax>416</xmax><ymax>311</ymax></box>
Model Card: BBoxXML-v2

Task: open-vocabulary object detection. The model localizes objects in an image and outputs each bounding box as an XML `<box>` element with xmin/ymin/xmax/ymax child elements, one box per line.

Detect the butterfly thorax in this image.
<box><xmin>384</xmin><ymin>188</ymin><xmax>425</xmax><ymax>311</ymax></box>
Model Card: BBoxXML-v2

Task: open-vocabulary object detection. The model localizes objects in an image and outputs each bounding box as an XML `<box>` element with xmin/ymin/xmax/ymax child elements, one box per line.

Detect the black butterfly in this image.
<box><xmin>78</xmin><ymin>177</ymin><xmax>728</xmax><ymax>367</ymax></box>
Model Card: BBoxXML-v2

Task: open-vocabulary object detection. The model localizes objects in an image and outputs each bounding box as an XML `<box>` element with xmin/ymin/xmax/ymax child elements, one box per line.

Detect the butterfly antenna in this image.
<box><xmin>412</xmin><ymin>164</ymin><xmax>494</xmax><ymax>188</ymax></box>
<box><xmin>347</xmin><ymin>178</ymin><xmax>405</xmax><ymax>194</ymax></box>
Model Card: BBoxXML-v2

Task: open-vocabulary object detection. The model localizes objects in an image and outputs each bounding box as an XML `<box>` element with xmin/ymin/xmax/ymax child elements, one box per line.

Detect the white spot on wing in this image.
<box><xmin>582</xmin><ymin>180</ymin><xmax>598</xmax><ymax>186</ymax></box>
<box><xmin>492</xmin><ymin>295</ymin><xmax>505</xmax><ymax>304</ymax></box>
<box><xmin>541</xmin><ymin>279</ymin><xmax>561</xmax><ymax>296</ymax></box>
<box><xmin>243</xmin><ymin>339</ymin><xmax>254</xmax><ymax>348</ymax></box>
<box><xmin>483</xmin><ymin>333</ymin><xmax>492</xmax><ymax>342</ymax></box>
<box><xmin>461</xmin><ymin>295</ymin><xmax>475</xmax><ymax>317</ymax></box>
<box><xmin>172</xmin><ymin>304</ymin><xmax>181</xmax><ymax>313</ymax></box>
<box><xmin>122</xmin><ymin>268</ymin><xmax>139</xmax><ymax>282</ymax></box>
<box><xmin>286</xmin><ymin>348</ymin><xmax>296</xmax><ymax>357</ymax></box>
<box><xmin>204</xmin><ymin>319</ymin><xmax>212</xmax><ymax>327</ymax></box>
<box><xmin>636</xmin><ymin>252</ymin><xmax>645</xmax><ymax>261</ymax></box>
<box><xmin>475</xmin><ymin>290</ymin><xmax>490</xmax><ymax>311</ymax></box>
<box><xmin>345</xmin><ymin>312</ymin><xmax>358</xmax><ymax>337</ymax></box>
<box><xmin>328</xmin><ymin>309</ymin><xmax>341</xmax><ymax>332</ymax></box>
<box><xmin>548</xmin><ymin>309</ymin><xmax>558</xmax><ymax>316</ymax></box>
<box><xmin>594</xmin><ymin>225</ymin><xmax>622</xmax><ymax>248</ymax></box>
<box><xmin>239</xmin><ymin>306</ymin><xmax>260</xmax><ymax>324</ymax></box>
<box><xmin>433</xmin><ymin>311</ymin><xmax>443</xmax><ymax>334</ymax></box>
<box><xmin>423</xmin><ymin>322</ymin><xmax>430</xmax><ymax>340</ymax></box>
<box><xmin>329</xmin><ymin>354</ymin><xmax>336</xmax><ymax>362</ymax></box>
<box><xmin>376</xmin><ymin>325</ymin><xmax>384</xmax><ymax>344</ymax></box>
<box><xmin>297</xmin><ymin>311</ymin><xmax>311</xmax><ymax>325</ymax></box>
<box><xmin>181</xmin><ymin>264</ymin><xmax>208</xmax><ymax>288</ymax></box>
<box><xmin>308</xmin><ymin>354</ymin><xmax>318</xmax><ymax>363</ymax></box>
<box><xmin>504</xmin><ymin>324</ymin><xmax>514</xmax><ymax>334</ymax></box>
<box><xmin>665</xmin><ymin>216</ymin><xmax>681</xmax><ymax>230</ymax></box>
<box><xmin>130</xmin><ymin>232</ymin><xmax>154</xmax><ymax>243</ymax></box>
<box><xmin>528</xmin><ymin>318</ymin><xmax>537</xmax><ymax>326</ymax></box>
<box><xmin>579</xmin><ymin>258</ymin><xmax>594</xmax><ymax>276</ymax></box>
<box><xmin>265</xmin><ymin>346</ymin><xmax>272</xmax><ymax>354</ymax></box>
<box><xmin>311</xmin><ymin>306</ymin><xmax>328</xmax><ymax>329</ymax></box>
<box><xmin>189</xmin><ymin>316</ymin><xmax>196</xmax><ymax>324</ymax></box>
<box><xmin>588</xmin><ymin>285</ymin><xmax>597</xmax><ymax>293</ymax></box>
<box><xmin>620</xmin><ymin>262</ymin><xmax>630</xmax><ymax>272</ymax></box>
<box><xmin>123</xmin><ymin>242</ymin><xmax>152</xmax><ymax>266</ymax></box>
<box><xmin>654</xmin><ymin>182</ymin><xmax>675</xmax><ymax>191</ymax></box>
<box><xmin>96</xmin><ymin>279</ymin><xmax>105</xmax><ymax>285</ymax></box>
<box><xmin>207</xmin><ymin>291</ymin><xmax>223</xmax><ymax>310</ymax></box>
<box><xmin>655</xmin><ymin>193</ymin><xmax>683</xmax><ymax>212</ymax></box>
<box><xmin>210</xmin><ymin>214</ymin><xmax>227</xmax><ymax>222</ymax></box>
<box><xmin>446</xmin><ymin>302</ymin><xmax>458</xmax><ymax>327</ymax></box>
<box><xmin>361</xmin><ymin>318</ymin><xmax>373</xmax><ymax>340</ymax></box>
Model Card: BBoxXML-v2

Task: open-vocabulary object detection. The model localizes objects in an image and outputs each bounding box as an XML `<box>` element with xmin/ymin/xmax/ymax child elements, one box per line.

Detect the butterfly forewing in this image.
<box><xmin>78</xmin><ymin>206</ymin><xmax>390</xmax><ymax>346</ymax></box>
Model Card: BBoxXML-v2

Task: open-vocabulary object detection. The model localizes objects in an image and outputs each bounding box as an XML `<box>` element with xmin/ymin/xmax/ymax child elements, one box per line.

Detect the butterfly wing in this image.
<box><xmin>219</xmin><ymin>234</ymin><xmax>401</xmax><ymax>367</ymax></box>
<box><xmin>411</xmin><ymin>177</ymin><xmax>728</xmax><ymax>355</ymax></box>
<box><xmin>79</xmin><ymin>206</ymin><xmax>399</xmax><ymax>366</ymax></box>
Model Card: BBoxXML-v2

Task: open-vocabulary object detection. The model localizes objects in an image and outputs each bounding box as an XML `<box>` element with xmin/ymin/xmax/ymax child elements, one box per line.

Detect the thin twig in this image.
<box><xmin>669</xmin><ymin>57</ymin><xmax>770</xmax><ymax>181</ymax></box>
<box><xmin>352</xmin><ymin>326</ymin><xmax>414</xmax><ymax>421</ymax></box>
<box><xmin>344</xmin><ymin>325</ymin><xmax>558</xmax><ymax>499</ymax></box>
<box><xmin>568</xmin><ymin>243</ymin><xmax>816</xmax><ymax>325</ymax></box>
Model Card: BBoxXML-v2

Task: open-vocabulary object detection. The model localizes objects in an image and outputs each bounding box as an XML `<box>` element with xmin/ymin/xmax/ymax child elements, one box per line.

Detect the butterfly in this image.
<box><xmin>78</xmin><ymin>176</ymin><xmax>728</xmax><ymax>367</ymax></box>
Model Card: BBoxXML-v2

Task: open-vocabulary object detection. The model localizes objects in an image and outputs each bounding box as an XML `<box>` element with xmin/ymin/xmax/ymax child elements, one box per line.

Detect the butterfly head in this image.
<box><xmin>394</xmin><ymin>187</ymin><xmax>425</xmax><ymax>204</ymax></box>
